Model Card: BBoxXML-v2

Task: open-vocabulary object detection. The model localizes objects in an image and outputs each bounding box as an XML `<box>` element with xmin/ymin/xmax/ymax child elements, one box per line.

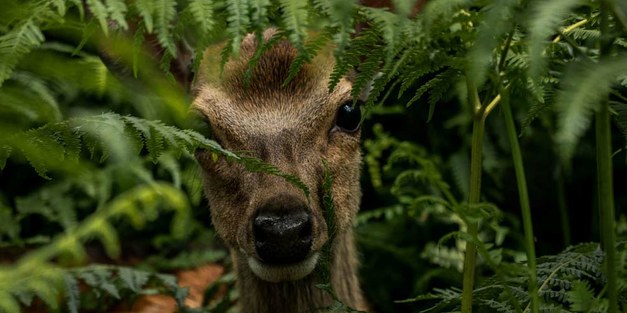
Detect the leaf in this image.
<box><xmin>105</xmin><ymin>0</ymin><xmax>129</xmax><ymax>30</ymax></box>
<box><xmin>86</xmin><ymin>0</ymin><xmax>110</xmax><ymax>36</ymax></box>
<box><xmin>189</xmin><ymin>0</ymin><xmax>215</xmax><ymax>35</ymax></box>
<box><xmin>63</xmin><ymin>274</ymin><xmax>80</xmax><ymax>313</ymax></box>
<box><xmin>466</xmin><ymin>0</ymin><xmax>517</xmax><ymax>87</ymax></box>
<box><xmin>118</xmin><ymin>267</ymin><xmax>151</xmax><ymax>293</ymax></box>
<box><xmin>0</xmin><ymin>20</ymin><xmax>45</xmax><ymax>86</ymax></box>
<box><xmin>527</xmin><ymin>0</ymin><xmax>585</xmax><ymax>79</ymax></box>
<box><xmin>314</xmin><ymin>0</ymin><xmax>356</xmax><ymax>55</ymax></box>
<box><xmin>154</xmin><ymin>0</ymin><xmax>177</xmax><ymax>56</ymax></box>
<box><xmin>249</xmin><ymin>0</ymin><xmax>270</xmax><ymax>33</ymax></box>
<box><xmin>135</xmin><ymin>0</ymin><xmax>156</xmax><ymax>33</ymax></box>
<box><xmin>226</xmin><ymin>0</ymin><xmax>250</xmax><ymax>57</ymax></box>
<box><xmin>566</xmin><ymin>280</ymin><xmax>595</xmax><ymax>311</ymax></box>
<box><xmin>554</xmin><ymin>56</ymin><xmax>627</xmax><ymax>163</ymax></box>
<box><xmin>278</xmin><ymin>0</ymin><xmax>309</xmax><ymax>49</ymax></box>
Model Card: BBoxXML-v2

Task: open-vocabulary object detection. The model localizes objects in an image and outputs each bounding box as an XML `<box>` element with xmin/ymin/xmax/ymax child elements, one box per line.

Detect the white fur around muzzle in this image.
<box><xmin>248</xmin><ymin>252</ymin><xmax>320</xmax><ymax>283</ymax></box>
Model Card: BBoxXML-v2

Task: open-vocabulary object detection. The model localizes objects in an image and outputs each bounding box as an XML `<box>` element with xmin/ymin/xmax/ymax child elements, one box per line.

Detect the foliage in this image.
<box><xmin>0</xmin><ymin>0</ymin><xmax>626</xmax><ymax>312</ymax></box>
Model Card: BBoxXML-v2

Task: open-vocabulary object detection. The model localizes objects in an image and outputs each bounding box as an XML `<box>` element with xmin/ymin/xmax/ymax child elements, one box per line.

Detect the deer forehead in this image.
<box><xmin>194</xmin><ymin>80</ymin><xmax>352</xmax><ymax>140</ymax></box>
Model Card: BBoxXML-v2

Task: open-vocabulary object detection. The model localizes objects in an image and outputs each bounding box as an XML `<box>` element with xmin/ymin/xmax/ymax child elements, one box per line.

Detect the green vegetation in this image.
<box><xmin>1</xmin><ymin>0</ymin><xmax>626</xmax><ymax>312</ymax></box>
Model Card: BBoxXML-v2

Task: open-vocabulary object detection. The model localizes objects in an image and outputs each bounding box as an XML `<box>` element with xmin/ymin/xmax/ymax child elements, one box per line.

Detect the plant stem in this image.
<box><xmin>597</xmin><ymin>1</ymin><xmax>618</xmax><ymax>312</ymax></box>
<box><xmin>461</xmin><ymin>78</ymin><xmax>485</xmax><ymax>313</ymax></box>
<box><xmin>500</xmin><ymin>87</ymin><xmax>539</xmax><ymax>313</ymax></box>
<box><xmin>556</xmin><ymin>167</ymin><xmax>571</xmax><ymax>246</ymax></box>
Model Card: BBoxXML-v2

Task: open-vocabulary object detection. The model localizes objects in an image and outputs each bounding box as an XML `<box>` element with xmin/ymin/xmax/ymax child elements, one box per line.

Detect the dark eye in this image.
<box><xmin>335</xmin><ymin>101</ymin><xmax>362</xmax><ymax>132</ymax></box>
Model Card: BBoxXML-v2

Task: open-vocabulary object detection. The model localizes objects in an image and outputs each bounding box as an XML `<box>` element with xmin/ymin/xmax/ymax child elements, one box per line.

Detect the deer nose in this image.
<box><xmin>253</xmin><ymin>197</ymin><xmax>312</xmax><ymax>265</ymax></box>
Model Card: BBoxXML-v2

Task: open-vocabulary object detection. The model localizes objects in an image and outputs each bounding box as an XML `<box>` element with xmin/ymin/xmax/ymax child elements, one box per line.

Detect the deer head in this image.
<box><xmin>193</xmin><ymin>29</ymin><xmax>363</xmax><ymax>283</ymax></box>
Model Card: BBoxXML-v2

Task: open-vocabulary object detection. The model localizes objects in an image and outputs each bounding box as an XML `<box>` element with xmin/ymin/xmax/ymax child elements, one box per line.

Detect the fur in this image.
<box><xmin>194</xmin><ymin>29</ymin><xmax>367</xmax><ymax>312</ymax></box>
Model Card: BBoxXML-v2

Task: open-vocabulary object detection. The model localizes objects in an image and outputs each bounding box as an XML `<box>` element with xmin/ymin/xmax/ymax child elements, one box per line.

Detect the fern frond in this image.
<box><xmin>249</xmin><ymin>0</ymin><xmax>270</xmax><ymax>33</ymax></box>
<box><xmin>85</xmin><ymin>0</ymin><xmax>110</xmax><ymax>36</ymax></box>
<box><xmin>466</xmin><ymin>0</ymin><xmax>518</xmax><ymax>87</ymax></box>
<box><xmin>314</xmin><ymin>0</ymin><xmax>356</xmax><ymax>56</ymax></box>
<box><xmin>361</xmin><ymin>7</ymin><xmax>406</xmax><ymax>63</ymax></box>
<box><xmin>0</xmin><ymin>20</ymin><xmax>45</xmax><ymax>86</ymax></box>
<box><xmin>188</xmin><ymin>0</ymin><xmax>215</xmax><ymax>35</ymax></box>
<box><xmin>135</xmin><ymin>0</ymin><xmax>156</xmax><ymax>33</ymax></box>
<box><xmin>226</xmin><ymin>0</ymin><xmax>250</xmax><ymax>57</ymax></box>
<box><xmin>105</xmin><ymin>0</ymin><xmax>128</xmax><ymax>30</ymax></box>
<box><xmin>527</xmin><ymin>0</ymin><xmax>585</xmax><ymax>78</ymax></box>
<box><xmin>154</xmin><ymin>0</ymin><xmax>177</xmax><ymax>56</ymax></box>
<box><xmin>278</xmin><ymin>0</ymin><xmax>309</xmax><ymax>49</ymax></box>
<box><xmin>554</xmin><ymin>56</ymin><xmax>627</xmax><ymax>163</ymax></box>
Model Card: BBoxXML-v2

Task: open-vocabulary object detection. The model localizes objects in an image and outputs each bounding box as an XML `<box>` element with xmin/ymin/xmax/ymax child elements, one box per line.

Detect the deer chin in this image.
<box><xmin>247</xmin><ymin>252</ymin><xmax>320</xmax><ymax>283</ymax></box>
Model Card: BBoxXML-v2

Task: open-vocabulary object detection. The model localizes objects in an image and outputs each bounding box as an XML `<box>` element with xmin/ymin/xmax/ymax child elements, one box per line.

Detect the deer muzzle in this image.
<box><xmin>246</xmin><ymin>194</ymin><xmax>320</xmax><ymax>282</ymax></box>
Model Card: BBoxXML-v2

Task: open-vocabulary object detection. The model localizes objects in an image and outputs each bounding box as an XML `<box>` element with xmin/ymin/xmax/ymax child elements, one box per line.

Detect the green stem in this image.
<box><xmin>556</xmin><ymin>167</ymin><xmax>571</xmax><ymax>246</ymax></box>
<box><xmin>461</xmin><ymin>78</ymin><xmax>484</xmax><ymax>313</ymax></box>
<box><xmin>500</xmin><ymin>87</ymin><xmax>539</xmax><ymax>313</ymax></box>
<box><xmin>597</xmin><ymin>2</ymin><xmax>618</xmax><ymax>312</ymax></box>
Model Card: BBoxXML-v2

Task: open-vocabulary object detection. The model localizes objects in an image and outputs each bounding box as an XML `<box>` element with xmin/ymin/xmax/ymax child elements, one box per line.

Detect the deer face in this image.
<box><xmin>194</xmin><ymin>30</ymin><xmax>362</xmax><ymax>283</ymax></box>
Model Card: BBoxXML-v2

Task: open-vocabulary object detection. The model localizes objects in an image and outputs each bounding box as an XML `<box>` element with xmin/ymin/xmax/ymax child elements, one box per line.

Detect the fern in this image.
<box><xmin>314</xmin><ymin>0</ymin><xmax>356</xmax><ymax>57</ymax></box>
<box><xmin>188</xmin><ymin>0</ymin><xmax>215</xmax><ymax>35</ymax></box>
<box><xmin>278</xmin><ymin>0</ymin><xmax>309</xmax><ymax>49</ymax></box>
<box><xmin>527</xmin><ymin>0</ymin><xmax>586</xmax><ymax>79</ymax></box>
<box><xmin>0</xmin><ymin>183</ymin><xmax>189</xmax><ymax>313</ymax></box>
<box><xmin>249</xmin><ymin>0</ymin><xmax>271</xmax><ymax>34</ymax></box>
<box><xmin>226</xmin><ymin>0</ymin><xmax>250</xmax><ymax>57</ymax></box>
<box><xmin>63</xmin><ymin>265</ymin><xmax>180</xmax><ymax>313</ymax></box>
<box><xmin>155</xmin><ymin>0</ymin><xmax>178</xmax><ymax>56</ymax></box>
<box><xmin>0</xmin><ymin>19</ymin><xmax>45</xmax><ymax>86</ymax></box>
<box><xmin>135</xmin><ymin>0</ymin><xmax>156</xmax><ymax>33</ymax></box>
<box><xmin>466</xmin><ymin>0</ymin><xmax>518</xmax><ymax>88</ymax></box>
<box><xmin>105</xmin><ymin>0</ymin><xmax>129</xmax><ymax>30</ymax></box>
<box><xmin>554</xmin><ymin>56</ymin><xmax>627</xmax><ymax>163</ymax></box>
<box><xmin>86</xmin><ymin>0</ymin><xmax>110</xmax><ymax>36</ymax></box>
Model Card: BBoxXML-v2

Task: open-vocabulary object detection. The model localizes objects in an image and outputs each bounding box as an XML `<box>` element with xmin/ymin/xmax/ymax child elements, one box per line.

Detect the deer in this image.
<box><xmin>192</xmin><ymin>28</ymin><xmax>368</xmax><ymax>313</ymax></box>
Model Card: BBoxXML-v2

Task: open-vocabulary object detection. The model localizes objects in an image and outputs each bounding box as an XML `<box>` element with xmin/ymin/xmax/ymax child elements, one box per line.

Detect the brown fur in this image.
<box><xmin>193</xmin><ymin>29</ymin><xmax>367</xmax><ymax>312</ymax></box>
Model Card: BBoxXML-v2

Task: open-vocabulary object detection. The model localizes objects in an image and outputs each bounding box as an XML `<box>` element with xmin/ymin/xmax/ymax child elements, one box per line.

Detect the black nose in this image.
<box><xmin>253</xmin><ymin>196</ymin><xmax>312</xmax><ymax>265</ymax></box>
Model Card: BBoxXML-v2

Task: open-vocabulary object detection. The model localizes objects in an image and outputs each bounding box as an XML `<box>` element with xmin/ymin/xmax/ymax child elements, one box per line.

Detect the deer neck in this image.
<box><xmin>233</xmin><ymin>229</ymin><xmax>366</xmax><ymax>313</ymax></box>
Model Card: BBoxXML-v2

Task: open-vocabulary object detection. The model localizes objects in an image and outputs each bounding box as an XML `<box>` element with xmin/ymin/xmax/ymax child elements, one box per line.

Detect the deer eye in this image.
<box><xmin>335</xmin><ymin>101</ymin><xmax>362</xmax><ymax>132</ymax></box>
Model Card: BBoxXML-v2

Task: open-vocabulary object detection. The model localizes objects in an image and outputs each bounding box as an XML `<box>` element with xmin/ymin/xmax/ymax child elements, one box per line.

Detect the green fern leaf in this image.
<box><xmin>226</xmin><ymin>0</ymin><xmax>250</xmax><ymax>57</ymax></box>
<box><xmin>554</xmin><ymin>56</ymin><xmax>627</xmax><ymax>163</ymax></box>
<box><xmin>93</xmin><ymin>269</ymin><xmax>120</xmax><ymax>299</ymax></box>
<box><xmin>63</xmin><ymin>274</ymin><xmax>80</xmax><ymax>313</ymax></box>
<box><xmin>86</xmin><ymin>0</ymin><xmax>110</xmax><ymax>36</ymax></box>
<box><xmin>249</xmin><ymin>0</ymin><xmax>270</xmax><ymax>33</ymax></box>
<box><xmin>93</xmin><ymin>221</ymin><xmax>121</xmax><ymax>258</ymax></box>
<box><xmin>527</xmin><ymin>0</ymin><xmax>585</xmax><ymax>79</ymax></box>
<box><xmin>314</xmin><ymin>0</ymin><xmax>356</xmax><ymax>57</ymax></box>
<box><xmin>154</xmin><ymin>0</ymin><xmax>177</xmax><ymax>56</ymax></box>
<box><xmin>351</xmin><ymin>48</ymin><xmax>383</xmax><ymax>100</ymax></box>
<box><xmin>189</xmin><ymin>0</ymin><xmax>215</xmax><ymax>35</ymax></box>
<box><xmin>361</xmin><ymin>7</ymin><xmax>403</xmax><ymax>63</ymax></box>
<box><xmin>466</xmin><ymin>0</ymin><xmax>517</xmax><ymax>87</ymax></box>
<box><xmin>67</xmin><ymin>0</ymin><xmax>85</xmax><ymax>19</ymax></box>
<box><xmin>105</xmin><ymin>0</ymin><xmax>128</xmax><ymax>30</ymax></box>
<box><xmin>135</xmin><ymin>0</ymin><xmax>156</xmax><ymax>33</ymax></box>
<box><xmin>51</xmin><ymin>0</ymin><xmax>66</xmax><ymax>15</ymax></box>
<box><xmin>278</xmin><ymin>0</ymin><xmax>309</xmax><ymax>49</ymax></box>
<box><xmin>566</xmin><ymin>280</ymin><xmax>595</xmax><ymax>311</ymax></box>
<box><xmin>0</xmin><ymin>21</ymin><xmax>45</xmax><ymax>86</ymax></box>
<box><xmin>118</xmin><ymin>267</ymin><xmax>151</xmax><ymax>293</ymax></box>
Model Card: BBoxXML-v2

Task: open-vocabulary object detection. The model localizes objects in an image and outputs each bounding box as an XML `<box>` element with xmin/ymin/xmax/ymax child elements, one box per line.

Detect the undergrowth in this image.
<box><xmin>0</xmin><ymin>0</ymin><xmax>626</xmax><ymax>312</ymax></box>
